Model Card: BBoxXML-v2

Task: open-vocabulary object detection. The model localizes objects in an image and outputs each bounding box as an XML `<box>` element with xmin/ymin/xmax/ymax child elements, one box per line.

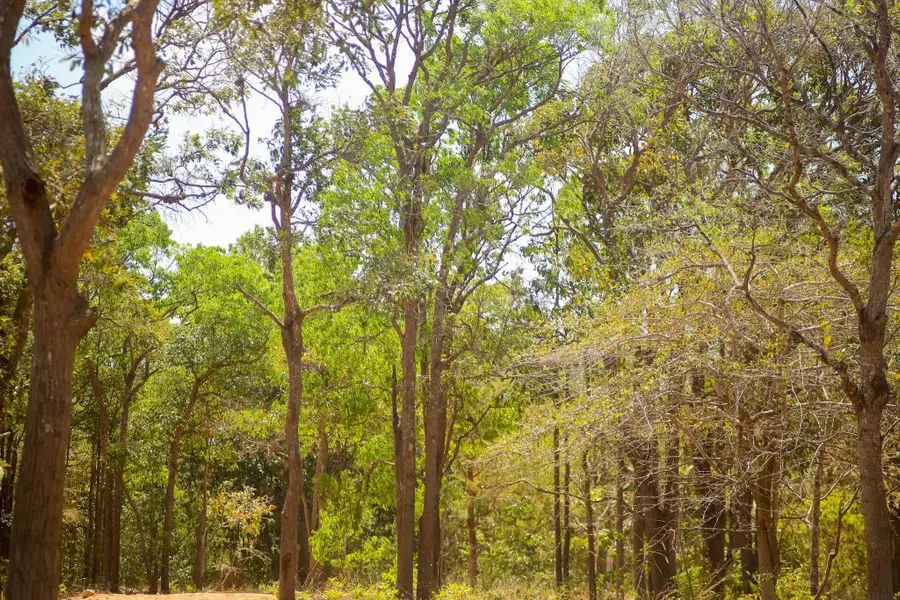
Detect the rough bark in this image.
<box><xmin>857</xmin><ymin>403</ymin><xmax>891</xmax><ymax>600</ymax></box>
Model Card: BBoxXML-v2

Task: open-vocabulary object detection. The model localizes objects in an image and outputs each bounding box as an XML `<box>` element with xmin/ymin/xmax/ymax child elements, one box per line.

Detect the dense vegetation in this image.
<box><xmin>3</xmin><ymin>0</ymin><xmax>900</xmax><ymax>598</ymax></box>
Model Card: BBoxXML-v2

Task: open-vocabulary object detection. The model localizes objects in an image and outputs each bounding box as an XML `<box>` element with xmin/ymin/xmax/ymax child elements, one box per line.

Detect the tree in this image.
<box><xmin>666</xmin><ymin>0</ymin><xmax>900</xmax><ymax>594</ymax></box>
<box><xmin>0</xmin><ymin>0</ymin><xmax>167</xmax><ymax>592</ymax></box>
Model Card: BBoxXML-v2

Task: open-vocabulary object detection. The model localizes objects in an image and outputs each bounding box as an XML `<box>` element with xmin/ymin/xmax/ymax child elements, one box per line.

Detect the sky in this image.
<box><xmin>11</xmin><ymin>30</ymin><xmax>373</xmax><ymax>249</ymax></box>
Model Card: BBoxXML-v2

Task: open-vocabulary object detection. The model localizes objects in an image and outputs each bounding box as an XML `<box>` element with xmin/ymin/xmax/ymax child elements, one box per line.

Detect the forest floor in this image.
<box><xmin>77</xmin><ymin>594</ymin><xmax>274</xmax><ymax>600</ymax></box>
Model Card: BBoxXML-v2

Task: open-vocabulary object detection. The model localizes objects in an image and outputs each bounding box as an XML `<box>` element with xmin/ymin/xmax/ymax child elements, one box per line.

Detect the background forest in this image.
<box><xmin>2</xmin><ymin>0</ymin><xmax>900</xmax><ymax>599</ymax></box>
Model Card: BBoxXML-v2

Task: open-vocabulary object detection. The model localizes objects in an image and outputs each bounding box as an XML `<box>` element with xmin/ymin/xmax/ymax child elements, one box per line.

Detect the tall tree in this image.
<box><xmin>0</xmin><ymin>0</ymin><xmax>166</xmax><ymax>588</ymax></box>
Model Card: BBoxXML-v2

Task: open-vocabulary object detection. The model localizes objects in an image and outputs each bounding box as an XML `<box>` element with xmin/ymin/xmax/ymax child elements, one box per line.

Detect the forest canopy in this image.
<box><xmin>2</xmin><ymin>0</ymin><xmax>900</xmax><ymax>599</ymax></box>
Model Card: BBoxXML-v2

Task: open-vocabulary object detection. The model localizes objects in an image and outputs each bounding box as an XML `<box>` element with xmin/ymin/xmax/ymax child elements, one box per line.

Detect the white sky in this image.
<box><xmin>12</xmin><ymin>30</ymin><xmax>373</xmax><ymax>249</ymax></box>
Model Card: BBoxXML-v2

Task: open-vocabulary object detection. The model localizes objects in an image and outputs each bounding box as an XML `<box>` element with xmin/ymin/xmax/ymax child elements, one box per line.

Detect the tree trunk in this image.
<box><xmin>754</xmin><ymin>451</ymin><xmax>779</xmax><ymax>600</ymax></box>
<box><xmin>583</xmin><ymin>451</ymin><xmax>597</xmax><ymax>600</ymax></box>
<box><xmin>418</xmin><ymin>333</ymin><xmax>447</xmax><ymax>600</ymax></box>
<box><xmin>7</xmin><ymin>286</ymin><xmax>88</xmax><ymax>599</ymax></box>
<box><xmin>279</xmin><ymin>325</ymin><xmax>305</xmax><ymax>600</ymax></box>
<box><xmin>857</xmin><ymin>402</ymin><xmax>892</xmax><ymax>600</ymax></box>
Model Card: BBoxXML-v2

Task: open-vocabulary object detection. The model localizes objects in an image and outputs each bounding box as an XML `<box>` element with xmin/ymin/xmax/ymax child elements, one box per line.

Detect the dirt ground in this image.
<box><xmin>77</xmin><ymin>594</ymin><xmax>274</xmax><ymax>600</ymax></box>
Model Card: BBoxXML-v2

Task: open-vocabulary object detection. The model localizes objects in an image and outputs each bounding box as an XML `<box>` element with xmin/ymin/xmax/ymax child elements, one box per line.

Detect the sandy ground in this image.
<box><xmin>76</xmin><ymin>594</ymin><xmax>274</xmax><ymax>600</ymax></box>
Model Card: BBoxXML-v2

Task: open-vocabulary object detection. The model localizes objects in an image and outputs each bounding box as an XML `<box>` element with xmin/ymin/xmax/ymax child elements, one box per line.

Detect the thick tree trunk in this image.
<box><xmin>857</xmin><ymin>402</ymin><xmax>892</xmax><ymax>600</ymax></box>
<box><xmin>583</xmin><ymin>451</ymin><xmax>598</xmax><ymax>600</ymax></box>
<box><xmin>7</xmin><ymin>287</ymin><xmax>89</xmax><ymax>599</ymax></box>
<box><xmin>418</xmin><ymin>324</ymin><xmax>447</xmax><ymax>600</ymax></box>
<box><xmin>279</xmin><ymin>330</ymin><xmax>305</xmax><ymax>600</ymax></box>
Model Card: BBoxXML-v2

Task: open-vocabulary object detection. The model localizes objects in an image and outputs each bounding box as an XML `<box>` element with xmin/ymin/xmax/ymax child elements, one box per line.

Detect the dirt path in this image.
<box><xmin>78</xmin><ymin>594</ymin><xmax>274</xmax><ymax>600</ymax></box>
